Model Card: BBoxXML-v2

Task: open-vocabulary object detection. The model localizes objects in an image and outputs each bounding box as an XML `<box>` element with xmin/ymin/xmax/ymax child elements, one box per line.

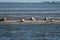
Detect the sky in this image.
<box><xmin>0</xmin><ymin>0</ymin><xmax>60</xmax><ymax>2</ymax></box>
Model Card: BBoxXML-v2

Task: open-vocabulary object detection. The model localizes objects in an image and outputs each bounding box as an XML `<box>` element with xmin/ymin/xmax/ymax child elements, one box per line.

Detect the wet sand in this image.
<box><xmin>0</xmin><ymin>20</ymin><xmax>60</xmax><ymax>24</ymax></box>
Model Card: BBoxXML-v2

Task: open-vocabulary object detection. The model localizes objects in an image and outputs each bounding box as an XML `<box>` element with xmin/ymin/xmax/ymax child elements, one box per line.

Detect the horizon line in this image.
<box><xmin>0</xmin><ymin>1</ymin><xmax>60</xmax><ymax>3</ymax></box>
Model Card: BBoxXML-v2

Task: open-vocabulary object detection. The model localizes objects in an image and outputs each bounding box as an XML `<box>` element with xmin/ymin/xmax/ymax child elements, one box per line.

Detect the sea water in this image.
<box><xmin>0</xmin><ymin>3</ymin><xmax>60</xmax><ymax>20</ymax></box>
<box><xmin>0</xmin><ymin>3</ymin><xmax>60</xmax><ymax>40</ymax></box>
<box><xmin>0</xmin><ymin>23</ymin><xmax>60</xmax><ymax>40</ymax></box>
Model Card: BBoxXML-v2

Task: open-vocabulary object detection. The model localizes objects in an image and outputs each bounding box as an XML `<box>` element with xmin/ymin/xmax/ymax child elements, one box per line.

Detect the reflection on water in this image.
<box><xmin>0</xmin><ymin>24</ymin><xmax>60</xmax><ymax>40</ymax></box>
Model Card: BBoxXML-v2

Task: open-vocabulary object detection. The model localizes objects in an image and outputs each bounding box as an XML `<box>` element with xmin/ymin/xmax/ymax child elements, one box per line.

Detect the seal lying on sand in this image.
<box><xmin>31</xmin><ymin>17</ymin><xmax>36</xmax><ymax>21</ymax></box>
<box><xmin>0</xmin><ymin>17</ymin><xmax>6</xmax><ymax>21</ymax></box>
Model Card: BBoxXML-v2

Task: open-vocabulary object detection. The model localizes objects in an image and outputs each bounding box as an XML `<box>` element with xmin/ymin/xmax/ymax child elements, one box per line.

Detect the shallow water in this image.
<box><xmin>0</xmin><ymin>23</ymin><xmax>60</xmax><ymax>40</ymax></box>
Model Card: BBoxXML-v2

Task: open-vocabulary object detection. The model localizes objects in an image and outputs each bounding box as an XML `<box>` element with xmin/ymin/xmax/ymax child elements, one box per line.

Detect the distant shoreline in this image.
<box><xmin>0</xmin><ymin>1</ymin><xmax>60</xmax><ymax>4</ymax></box>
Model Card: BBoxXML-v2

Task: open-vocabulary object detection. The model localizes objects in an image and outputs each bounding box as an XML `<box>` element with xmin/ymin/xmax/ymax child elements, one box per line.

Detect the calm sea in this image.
<box><xmin>0</xmin><ymin>23</ymin><xmax>60</xmax><ymax>40</ymax></box>
<box><xmin>0</xmin><ymin>3</ymin><xmax>60</xmax><ymax>40</ymax></box>
<box><xmin>0</xmin><ymin>3</ymin><xmax>60</xmax><ymax>20</ymax></box>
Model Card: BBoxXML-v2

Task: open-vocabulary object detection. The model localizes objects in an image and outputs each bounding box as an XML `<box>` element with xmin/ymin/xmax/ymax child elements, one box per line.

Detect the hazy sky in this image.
<box><xmin>0</xmin><ymin>0</ymin><xmax>60</xmax><ymax>2</ymax></box>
